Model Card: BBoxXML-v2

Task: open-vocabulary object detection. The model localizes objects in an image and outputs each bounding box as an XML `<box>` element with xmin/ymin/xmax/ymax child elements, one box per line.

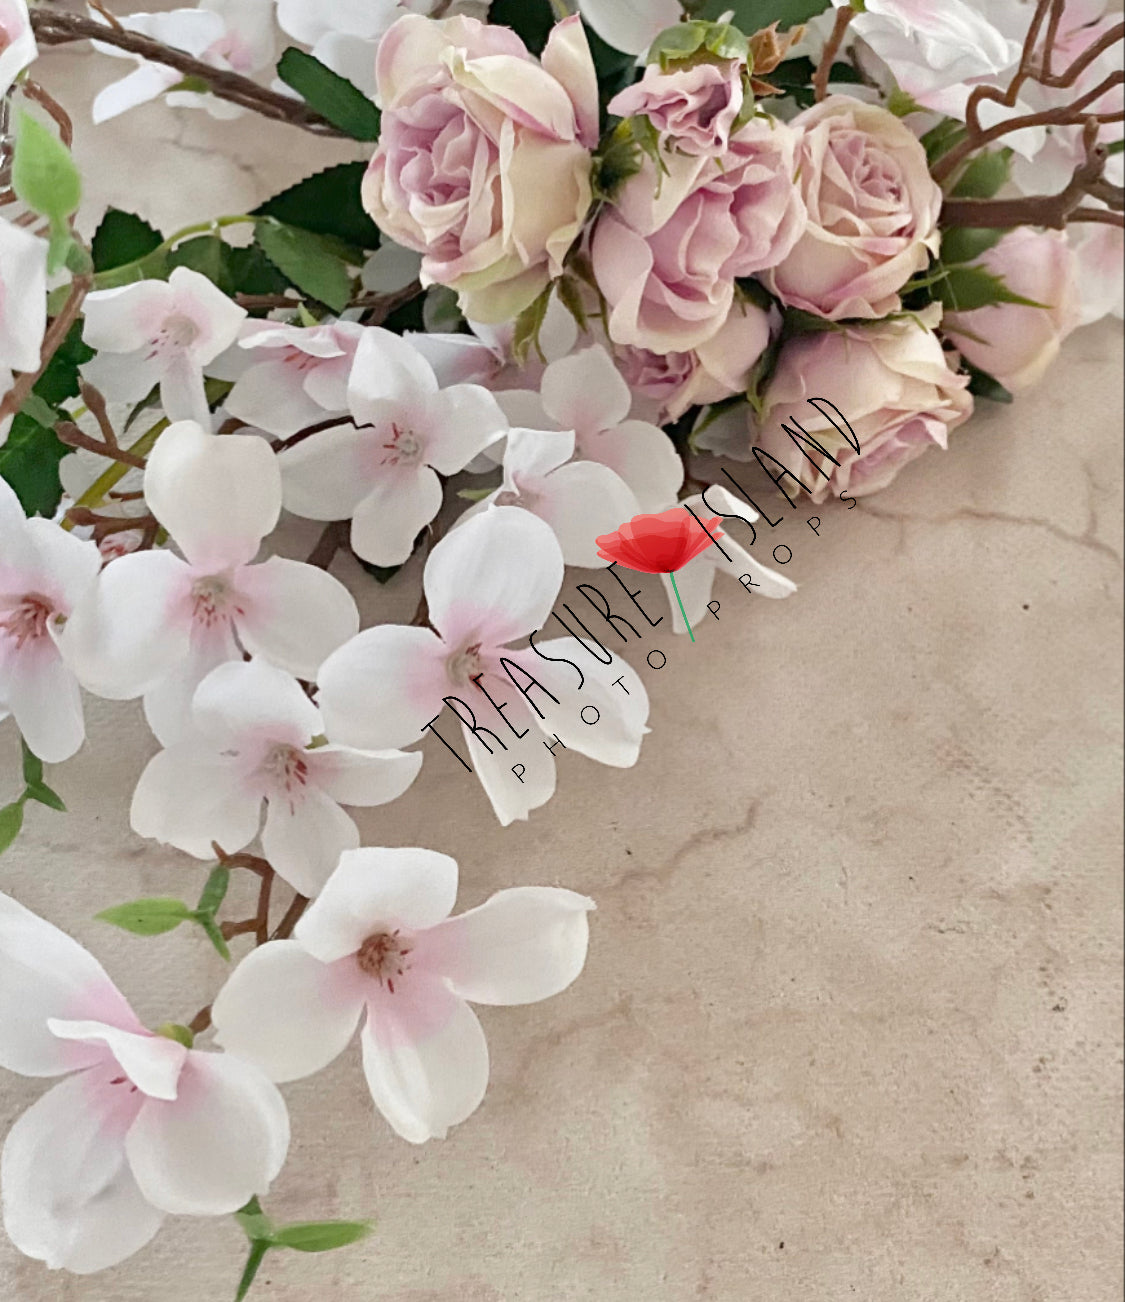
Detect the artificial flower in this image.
<box><xmin>0</xmin><ymin>480</ymin><xmax>101</xmax><ymax>763</ymax></box>
<box><xmin>63</xmin><ymin>421</ymin><xmax>359</xmax><ymax>745</ymax></box>
<box><xmin>131</xmin><ymin>658</ymin><xmax>422</xmax><ymax>896</ymax></box>
<box><xmin>362</xmin><ymin>14</ymin><xmax>599</xmax><ymax>323</ymax></box>
<box><xmin>577</xmin><ymin>0</ymin><xmax>681</xmax><ymax>56</ymax></box>
<box><xmin>278</xmin><ymin>328</ymin><xmax>506</xmax><ymax>567</ymax></box>
<box><xmin>212</xmin><ymin>846</ymin><xmax>593</xmax><ymax>1143</ymax></box>
<box><xmin>0</xmin><ymin>893</ymin><xmax>289</xmax><ymax>1274</ymax></box>
<box><xmin>317</xmin><ymin>507</ymin><xmax>650</xmax><ymax>826</ymax></box>
<box><xmin>0</xmin><ymin>0</ymin><xmax>35</xmax><ymax>97</ymax></box>
<box><xmin>595</xmin><ymin>506</ymin><xmax>725</xmax><ymax>575</ymax></box>
<box><xmin>609</xmin><ymin>59</ymin><xmax>745</xmax><ymax>157</ymax></box>
<box><xmin>0</xmin><ymin>217</ymin><xmax>48</xmax><ymax>421</ymax></box>
<box><xmin>81</xmin><ymin>267</ymin><xmax>247</xmax><ymax>427</ymax></box>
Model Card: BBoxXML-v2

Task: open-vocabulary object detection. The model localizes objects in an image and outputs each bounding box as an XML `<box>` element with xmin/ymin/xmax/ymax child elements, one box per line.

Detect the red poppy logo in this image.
<box><xmin>595</xmin><ymin>507</ymin><xmax>726</xmax><ymax>643</ymax></box>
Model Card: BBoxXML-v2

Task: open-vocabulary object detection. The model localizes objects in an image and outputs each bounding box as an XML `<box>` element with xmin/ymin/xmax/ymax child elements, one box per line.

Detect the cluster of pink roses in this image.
<box><xmin>363</xmin><ymin>11</ymin><xmax>1086</xmax><ymax>502</ymax></box>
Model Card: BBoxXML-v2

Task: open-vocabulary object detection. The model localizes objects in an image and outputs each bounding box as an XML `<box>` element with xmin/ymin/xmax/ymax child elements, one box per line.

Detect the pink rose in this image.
<box><xmin>764</xmin><ymin>96</ymin><xmax>941</xmax><ymax>320</ymax></box>
<box><xmin>363</xmin><ymin>14</ymin><xmax>598</xmax><ymax>324</ymax></box>
<box><xmin>757</xmin><ymin>312</ymin><xmax>972</xmax><ymax>502</ymax></box>
<box><xmin>943</xmin><ymin>227</ymin><xmax>1081</xmax><ymax>392</ymax></box>
<box><xmin>608</xmin><ymin>60</ymin><xmax>744</xmax><ymax>156</ymax></box>
<box><xmin>591</xmin><ymin>117</ymin><xmax>804</xmax><ymax>353</ymax></box>
<box><xmin>617</xmin><ymin>301</ymin><xmax>772</xmax><ymax>421</ymax></box>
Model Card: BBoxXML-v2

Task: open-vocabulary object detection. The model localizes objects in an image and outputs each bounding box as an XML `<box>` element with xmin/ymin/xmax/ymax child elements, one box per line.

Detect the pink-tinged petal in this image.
<box><xmin>347</xmin><ymin>328</ymin><xmax>437</xmax><ymax>418</ymax></box>
<box><xmin>130</xmin><ymin>743</ymin><xmax>261</xmax><ymax>860</ymax></box>
<box><xmin>541</xmin><ymin>345</ymin><xmax>632</xmax><ymax>433</ymax></box>
<box><xmin>233</xmin><ymin>556</ymin><xmax>360</xmax><ymax>680</ymax></box>
<box><xmin>349</xmin><ymin>467</ymin><xmax>444</xmax><ymax>567</ymax></box>
<box><xmin>1</xmin><ymin>641</ymin><xmax>86</xmax><ymax>764</ymax></box>
<box><xmin>212</xmin><ymin>942</ymin><xmax>367</xmax><ymax>1083</ymax></box>
<box><xmin>307</xmin><ymin>745</ymin><xmax>423</xmax><ymax>808</ymax></box>
<box><xmin>142</xmin><ymin>623</ymin><xmax>240</xmax><ymax>747</ymax></box>
<box><xmin>361</xmin><ymin>978</ymin><xmax>488</xmax><ymax>1143</ymax></box>
<box><xmin>534</xmin><ymin>461</ymin><xmax>641</xmax><ymax>569</ymax></box>
<box><xmin>191</xmin><ymin>657</ymin><xmax>321</xmax><ymax>751</ymax></box>
<box><xmin>125</xmin><ymin>1051</ymin><xmax>289</xmax><ymax>1217</ymax></box>
<box><xmin>317</xmin><ymin>624</ymin><xmax>449</xmax><ymax>751</ymax></box>
<box><xmin>460</xmin><ymin>694</ymin><xmax>557</xmax><ymax>827</ymax></box>
<box><xmin>1</xmin><ymin>1069</ymin><xmax>162</xmax><ymax>1274</ymax></box>
<box><xmin>503</xmin><ymin>427</ymin><xmax>575</xmax><ymax>482</ymax></box>
<box><xmin>422</xmin><ymin>385</ymin><xmax>507</xmax><ymax>475</ymax></box>
<box><xmin>225</xmin><ymin>358</ymin><xmax>331</xmax><ymax>437</ymax></box>
<box><xmin>0</xmin><ymin>893</ymin><xmax>140</xmax><ymax>1078</ymax></box>
<box><xmin>542</xmin><ymin>15</ymin><xmax>600</xmax><ymax>148</ymax></box>
<box><xmin>580</xmin><ymin>418</ymin><xmax>684</xmax><ymax>513</ymax></box>
<box><xmin>278</xmin><ymin>423</ymin><xmax>375</xmax><ymax>522</ymax></box>
<box><xmin>21</xmin><ymin>518</ymin><xmax>101</xmax><ymax>614</ymax></box>
<box><xmin>166</xmin><ymin>266</ymin><xmax>247</xmax><ymax>364</ymax></box>
<box><xmin>424</xmin><ymin>506</ymin><xmax>563</xmax><ymax>648</ymax></box>
<box><xmin>158</xmin><ymin>352</ymin><xmax>210</xmax><ymax>428</ymax></box>
<box><xmin>295</xmin><ymin>847</ymin><xmax>459</xmax><ymax>963</ymax></box>
<box><xmin>425</xmin><ymin>887</ymin><xmax>594</xmax><ymax>1006</ymax></box>
<box><xmin>81</xmin><ymin>279</ymin><xmax>173</xmax><ymax>353</ymax></box>
<box><xmin>261</xmin><ymin>789</ymin><xmax>360</xmax><ymax>898</ymax></box>
<box><xmin>144</xmin><ymin>422</ymin><xmax>281</xmax><ymax>570</ymax></box>
<box><xmin>45</xmin><ymin>1021</ymin><xmax>187</xmax><ymax>1101</ymax></box>
<box><xmin>62</xmin><ymin>549</ymin><xmax>191</xmax><ymax>700</ymax></box>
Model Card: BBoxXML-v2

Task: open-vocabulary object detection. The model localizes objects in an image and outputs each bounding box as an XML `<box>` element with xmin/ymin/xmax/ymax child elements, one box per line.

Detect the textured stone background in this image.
<box><xmin>1</xmin><ymin>11</ymin><xmax>1122</xmax><ymax>1301</ymax></box>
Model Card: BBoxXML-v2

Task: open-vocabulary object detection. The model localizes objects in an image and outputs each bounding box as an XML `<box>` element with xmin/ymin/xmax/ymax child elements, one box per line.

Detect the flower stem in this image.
<box><xmin>669</xmin><ymin>571</ymin><xmax>695</xmax><ymax>643</ymax></box>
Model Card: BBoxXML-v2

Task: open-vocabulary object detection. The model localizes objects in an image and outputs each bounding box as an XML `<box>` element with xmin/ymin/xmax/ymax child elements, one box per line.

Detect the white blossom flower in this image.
<box><xmin>64</xmin><ymin>421</ymin><xmax>359</xmax><ymax>745</ymax></box>
<box><xmin>0</xmin><ymin>893</ymin><xmax>289</xmax><ymax>1274</ymax></box>
<box><xmin>0</xmin><ymin>479</ymin><xmax>101</xmax><ymax>763</ymax></box>
<box><xmin>463</xmin><ymin>427</ymin><xmax>640</xmax><ymax>569</ymax></box>
<box><xmin>317</xmin><ymin>507</ymin><xmax>650</xmax><ymax>826</ymax></box>
<box><xmin>577</xmin><ymin>0</ymin><xmax>681</xmax><ymax>56</ymax></box>
<box><xmin>0</xmin><ymin>217</ymin><xmax>48</xmax><ymax>421</ymax></box>
<box><xmin>495</xmin><ymin>345</ymin><xmax>684</xmax><ymax>512</ymax></box>
<box><xmin>278</xmin><ymin>328</ymin><xmax>507</xmax><ymax>567</ymax></box>
<box><xmin>81</xmin><ymin>267</ymin><xmax>247</xmax><ymax>427</ymax></box>
<box><xmin>212</xmin><ymin>846</ymin><xmax>592</xmax><ymax>1143</ymax></box>
<box><xmin>222</xmin><ymin>319</ymin><xmax>366</xmax><ymax>437</ymax></box>
<box><xmin>0</xmin><ymin>0</ymin><xmax>35</xmax><ymax>98</ymax></box>
<box><xmin>132</xmin><ymin>658</ymin><xmax>422</xmax><ymax>895</ymax></box>
<box><xmin>92</xmin><ymin>0</ymin><xmax>278</xmax><ymax>123</ymax></box>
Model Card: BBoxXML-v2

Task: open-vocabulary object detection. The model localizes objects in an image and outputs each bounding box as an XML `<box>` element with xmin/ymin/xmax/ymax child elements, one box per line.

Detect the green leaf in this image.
<box><xmin>922</xmin><ymin>117</ymin><xmax>968</xmax><ymax>166</ymax></box>
<box><xmin>235</xmin><ymin>1196</ymin><xmax>273</xmax><ymax>1241</ymax></box>
<box><xmin>19</xmin><ymin>392</ymin><xmax>59</xmax><ymax>429</ymax></box>
<box><xmin>593</xmin><ymin>119</ymin><xmax>647</xmax><ymax>203</ymax></box>
<box><xmin>168</xmin><ymin>234</ymin><xmax>231</xmax><ymax>289</ymax></box>
<box><xmin>555</xmin><ymin>272</ymin><xmax>589</xmax><ymax>334</ymax></box>
<box><xmin>0</xmin><ymin>413</ymin><xmax>69</xmax><ymax>517</ymax></box>
<box><xmin>25</xmin><ymin>782</ymin><xmax>67</xmax><ymax>813</ymax></box>
<box><xmin>966</xmin><ymin>363</ymin><xmax>1014</xmax><ymax>404</ymax></box>
<box><xmin>36</xmin><ymin>320</ymin><xmax>96</xmax><ymax>407</ymax></box>
<box><xmin>887</xmin><ymin>87</ymin><xmax>922</xmax><ymax>118</ymax></box>
<box><xmin>197</xmin><ymin>865</ymin><xmax>231</xmax><ymax>917</ymax></box>
<box><xmin>276</xmin><ymin>48</ymin><xmax>381</xmax><ymax>141</ymax></box>
<box><xmin>511</xmin><ymin>282</ymin><xmax>555</xmax><ymax>366</ymax></box>
<box><xmin>195</xmin><ymin>913</ymin><xmax>232</xmax><ymax>962</ymax></box>
<box><xmin>939</xmin><ymin>225</ymin><xmax>1004</xmax><ymax>266</ymax></box>
<box><xmin>358</xmin><ymin>560</ymin><xmax>405</xmax><ymax>585</ymax></box>
<box><xmin>648</xmin><ymin>22</ymin><xmax>708</xmax><ymax>66</ymax></box>
<box><xmin>154</xmin><ymin>1022</ymin><xmax>195</xmax><ymax>1048</ymax></box>
<box><xmin>696</xmin><ymin>0</ymin><xmax>830</xmax><ymax>32</ymax></box>
<box><xmin>96</xmin><ymin>898</ymin><xmax>194</xmax><ymax>937</ymax></box>
<box><xmin>20</xmin><ymin>740</ymin><xmax>43</xmax><ymax>789</ymax></box>
<box><xmin>254</xmin><ymin>217</ymin><xmax>353</xmax><ymax>312</ymax></box>
<box><xmin>0</xmin><ymin>802</ymin><xmax>24</xmax><ymax>856</ymax></box>
<box><xmin>457</xmin><ymin>485</ymin><xmax>496</xmax><ymax>502</ymax></box>
<box><xmin>271</xmin><ymin>1220</ymin><xmax>374</xmax><ymax>1253</ymax></box>
<box><xmin>951</xmin><ymin>148</ymin><xmax>1012</xmax><ymax>199</ymax></box>
<box><xmin>256</xmin><ymin>163</ymin><xmax>382</xmax><ymax>250</ymax></box>
<box><xmin>936</xmin><ymin>264</ymin><xmax>1046</xmax><ymax>313</ymax></box>
<box><xmin>225</xmin><ymin>244</ymin><xmax>292</xmax><ymax>299</ymax></box>
<box><xmin>12</xmin><ymin>112</ymin><xmax>81</xmax><ymax>228</ymax></box>
<box><xmin>91</xmin><ymin>210</ymin><xmax>163</xmax><ymax>272</ymax></box>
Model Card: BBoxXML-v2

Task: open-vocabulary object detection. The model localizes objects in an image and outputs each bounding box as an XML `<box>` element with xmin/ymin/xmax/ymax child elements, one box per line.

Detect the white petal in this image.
<box><xmin>0</xmin><ymin>220</ymin><xmax>47</xmax><ymax>374</ymax></box>
<box><xmin>461</xmin><ymin>697</ymin><xmax>558</xmax><ymax>828</ymax></box>
<box><xmin>21</xmin><ymin>518</ymin><xmax>102</xmax><ymax>615</ymax></box>
<box><xmin>233</xmin><ymin>557</ymin><xmax>360</xmax><ymax>679</ymax></box>
<box><xmin>1</xmin><ymin>1070</ymin><xmax>163</xmax><ymax>1274</ymax></box>
<box><xmin>130</xmin><ymin>743</ymin><xmax>261</xmax><ymax>860</ymax></box>
<box><xmin>159</xmin><ymin>354</ymin><xmax>210</xmax><ymax>428</ymax></box>
<box><xmin>167</xmin><ymin>265</ymin><xmax>248</xmax><ymax>364</ymax></box>
<box><xmin>91</xmin><ymin>62</ymin><xmax>181</xmax><ymax>123</ymax></box>
<box><xmin>503</xmin><ymin>426</ymin><xmax>575</xmax><ymax>481</ymax></box>
<box><xmin>125</xmin><ymin>1051</ymin><xmax>289</xmax><ymax>1216</ymax></box>
<box><xmin>424</xmin><ymin>507</ymin><xmax>563</xmax><ymax>648</ymax></box>
<box><xmin>191</xmin><ymin>657</ymin><xmax>321</xmax><ymax>751</ymax></box>
<box><xmin>0</xmin><ymin>893</ymin><xmax>139</xmax><ymax>1077</ymax></box>
<box><xmin>422</xmin><ymin>385</ymin><xmax>507</xmax><ymax>474</ymax></box>
<box><xmin>278</xmin><ymin>423</ymin><xmax>373</xmax><ymax>522</ymax></box>
<box><xmin>349</xmin><ymin>468</ymin><xmax>443</xmax><ymax>567</ymax></box>
<box><xmin>541</xmin><ymin>345</ymin><xmax>631</xmax><ymax>433</ymax></box>
<box><xmin>225</xmin><ymin>359</ymin><xmax>330</xmax><ymax>437</ymax></box>
<box><xmin>317</xmin><ymin>623</ymin><xmax>449</xmax><ymax>751</ymax></box>
<box><xmin>45</xmin><ymin>1022</ymin><xmax>186</xmax><ymax>1101</ymax></box>
<box><xmin>79</xmin><ymin>347</ymin><xmax>166</xmax><ymax>405</ymax></box>
<box><xmin>580</xmin><ymin>419</ymin><xmax>684</xmax><ymax>514</ymax></box>
<box><xmin>534</xmin><ymin>461</ymin><xmax>640</xmax><ymax>569</ymax></box>
<box><xmin>577</xmin><ymin>0</ymin><xmax>681</xmax><ymax>55</ymax></box>
<box><xmin>307</xmin><ymin>745</ymin><xmax>423</xmax><ymax>807</ymax></box>
<box><xmin>1</xmin><ymin>641</ymin><xmax>87</xmax><ymax>765</ymax></box>
<box><xmin>144</xmin><ymin>422</ymin><xmax>281</xmax><ymax>570</ymax></box>
<box><xmin>142</xmin><ymin>625</ymin><xmax>240</xmax><ymax>747</ymax></box>
<box><xmin>261</xmin><ymin>789</ymin><xmax>360</xmax><ymax>897</ymax></box>
<box><xmin>361</xmin><ymin>981</ymin><xmax>489</xmax><ymax>1143</ymax></box>
<box><xmin>347</xmin><ymin>328</ymin><xmax>437</xmax><ymax>417</ymax></box>
<box><xmin>295</xmin><ymin>847</ymin><xmax>459</xmax><ymax>963</ymax></box>
<box><xmin>81</xmin><ymin>280</ymin><xmax>171</xmax><ymax>353</ymax></box>
<box><xmin>212</xmin><ymin>941</ymin><xmax>366</xmax><ymax>1083</ymax></box>
<box><xmin>660</xmin><ymin>559</ymin><xmax>716</xmax><ymax>634</ymax></box>
<box><xmin>427</xmin><ymin>887</ymin><xmax>594</xmax><ymax>1006</ymax></box>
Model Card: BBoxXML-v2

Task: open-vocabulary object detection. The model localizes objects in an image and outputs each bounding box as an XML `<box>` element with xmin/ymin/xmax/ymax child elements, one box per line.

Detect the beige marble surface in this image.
<box><xmin>1</xmin><ymin>22</ymin><xmax>1123</xmax><ymax>1302</ymax></box>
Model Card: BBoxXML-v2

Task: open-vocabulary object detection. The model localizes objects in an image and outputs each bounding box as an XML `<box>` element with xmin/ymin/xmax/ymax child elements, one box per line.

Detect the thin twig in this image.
<box><xmin>80</xmin><ymin>382</ymin><xmax>120</xmax><ymax>448</ymax></box>
<box><xmin>813</xmin><ymin>6</ymin><xmax>854</xmax><ymax>103</ymax></box>
<box><xmin>56</xmin><ymin>423</ymin><xmax>147</xmax><ymax>468</ymax></box>
<box><xmin>21</xmin><ymin>81</ymin><xmax>74</xmax><ymax>148</ymax></box>
<box><xmin>270</xmin><ymin>892</ymin><xmax>310</xmax><ymax>942</ymax></box>
<box><xmin>0</xmin><ymin>275</ymin><xmax>91</xmax><ymax>421</ymax></box>
<box><xmin>306</xmin><ymin>520</ymin><xmax>349</xmax><ymax>570</ymax></box>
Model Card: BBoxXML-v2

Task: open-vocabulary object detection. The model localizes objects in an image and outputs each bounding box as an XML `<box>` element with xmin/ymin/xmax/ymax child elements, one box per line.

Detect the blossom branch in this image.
<box><xmin>56</xmin><ymin>423</ymin><xmax>147</xmax><ymax>468</ymax></box>
<box><xmin>20</xmin><ymin>80</ymin><xmax>74</xmax><ymax>148</ymax></box>
<box><xmin>0</xmin><ymin>274</ymin><xmax>91</xmax><ymax>422</ymax></box>
<box><xmin>28</xmin><ymin>10</ymin><xmax>351</xmax><ymax>138</ymax></box>
<box><xmin>813</xmin><ymin>6</ymin><xmax>854</xmax><ymax>104</ymax></box>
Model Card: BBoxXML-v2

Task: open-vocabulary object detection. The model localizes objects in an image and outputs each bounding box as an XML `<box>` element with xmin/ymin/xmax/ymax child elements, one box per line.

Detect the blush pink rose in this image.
<box><xmin>608</xmin><ymin>59</ymin><xmax>744</xmax><ymax>156</ymax></box>
<box><xmin>591</xmin><ymin>116</ymin><xmax>804</xmax><ymax>353</ymax></box>
<box><xmin>757</xmin><ymin>312</ymin><xmax>972</xmax><ymax>502</ymax></box>
<box><xmin>764</xmin><ymin>96</ymin><xmax>942</xmax><ymax>320</ymax></box>
<box><xmin>362</xmin><ymin>14</ymin><xmax>598</xmax><ymax>324</ymax></box>
<box><xmin>943</xmin><ymin>227</ymin><xmax>1081</xmax><ymax>392</ymax></box>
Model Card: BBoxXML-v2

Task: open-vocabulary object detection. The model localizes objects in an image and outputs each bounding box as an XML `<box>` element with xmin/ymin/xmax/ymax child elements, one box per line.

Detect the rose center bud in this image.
<box><xmin>0</xmin><ymin>593</ymin><xmax>54</xmax><ymax>649</ymax></box>
<box><xmin>191</xmin><ymin>574</ymin><xmax>240</xmax><ymax>628</ymax></box>
<box><xmin>378</xmin><ymin>423</ymin><xmax>423</xmax><ymax>467</ymax></box>
<box><xmin>258</xmin><ymin>744</ymin><xmax>309</xmax><ymax>806</ymax></box>
<box><xmin>446</xmin><ymin>641</ymin><xmax>483</xmax><ymax>686</ymax></box>
<box><xmin>153</xmin><ymin>314</ymin><xmax>201</xmax><ymax>353</ymax></box>
<box><xmin>355</xmin><ymin>930</ymin><xmax>412</xmax><ymax>995</ymax></box>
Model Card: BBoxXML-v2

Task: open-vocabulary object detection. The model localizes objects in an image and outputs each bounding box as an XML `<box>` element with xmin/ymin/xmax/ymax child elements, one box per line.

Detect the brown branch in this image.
<box><xmin>306</xmin><ymin>520</ymin><xmax>349</xmax><ymax>570</ymax></box>
<box><xmin>56</xmin><ymin>422</ymin><xmax>147</xmax><ymax>468</ymax></box>
<box><xmin>80</xmin><ymin>382</ymin><xmax>119</xmax><ymax>448</ymax></box>
<box><xmin>270</xmin><ymin>892</ymin><xmax>310</xmax><ymax>941</ymax></box>
<box><xmin>0</xmin><ymin>275</ymin><xmax>91</xmax><ymax>421</ymax></box>
<box><xmin>813</xmin><ymin>6</ymin><xmax>854</xmax><ymax>103</ymax></box>
<box><xmin>21</xmin><ymin>81</ymin><xmax>74</xmax><ymax>148</ymax></box>
<box><xmin>275</xmin><ymin>415</ymin><xmax>352</xmax><ymax>452</ymax></box>
<box><xmin>29</xmin><ymin>10</ymin><xmax>350</xmax><ymax>138</ymax></box>
<box><xmin>1068</xmin><ymin>206</ymin><xmax>1125</xmax><ymax>226</ymax></box>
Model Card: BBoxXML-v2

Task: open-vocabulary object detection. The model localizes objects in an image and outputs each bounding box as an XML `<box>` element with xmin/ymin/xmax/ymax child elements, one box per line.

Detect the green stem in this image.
<box><xmin>669</xmin><ymin>571</ymin><xmax>695</xmax><ymax>643</ymax></box>
<box><xmin>234</xmin><ymin>1240</ymin><xmax>271</xmax><ymax>1302</ymax></box>
<box><xmin>92</xmin><ymin>215</ymin><xmax>257</xmax><ymax>289</ymax></box>
<box><xmin>62</xmin><ymin>417</ymin><xmax>169</xmax><ymax>528</ymax></box>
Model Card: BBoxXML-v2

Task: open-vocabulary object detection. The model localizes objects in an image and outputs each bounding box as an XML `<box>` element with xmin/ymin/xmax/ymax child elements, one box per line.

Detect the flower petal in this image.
<box><xmin>349</xmin><ymin>467</ymin><xmax>443</xmax><ymax>568</ymax></box>
<box><xmin>278</xmin><ymin>423</ymin><xmax>373</xmax><ymax>522</ymax></box>
<box><xmin>295</xmin><ymin>847</ymin><xmax>459</xmax><ymax>963</ymax></box>
<box><xmin>45</xmin><ymin>1021</ymin><xmax>187</xmax><ymax>1101</ymax></box>
<box><xmin>580</xmin><ymin>419</ymin><xmax>684</xmax><ymax>513</ymax></box>
<box><xmin>125</xmin><ymin>1051</ymin><xmax>289</xmax><ymax>1216</ymax></box>
<box><xmin>130</xmin><ymin>743</ymin><xmax>261</xmax><ymax>860</ymax></box>
<box><xmin>541</xmin><ymin>345</ymin><xmax>632</xmax><ymax>433</ymax></box>
<box><xmin>261</xmin><ymin>788</ymin><xmax>360</xmax><ymax>897</ymax></box>
<box><xmin>461</xmin><ymin>695</ymin><xmax>558</xmax><ymax>828</ymax></box>
<box><xmin>212</xmin><ymin>941</ymin><xmax>367</xmax><ymax>1083</ymax></box>
<box><xmin>347</xmin><ymin>328</ymin><xmax>438</xmax><ymax>415</ymax></box>
<box><xmin>422</xmin><ymin>385</ymin><xmax>507</xmax><ymax>475</ymax></box>
<box><xmin>534</xmin><ymin>461</ymin><xmax>641</xmax><ymax>569</ymax></box>
<box><xmin>307</xmin><ymin>745</ymin><xmax>423</xmax><ymax>808</ymax></box>
<box><xmin>191</xmin><ymin>657</ymin><xmax>322</xmax><ymax>750</ymax></box>
<box><xmin>1</xmin><ymin>641</ymin><xmax>87</xmax><ymax>765</ymax></box>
